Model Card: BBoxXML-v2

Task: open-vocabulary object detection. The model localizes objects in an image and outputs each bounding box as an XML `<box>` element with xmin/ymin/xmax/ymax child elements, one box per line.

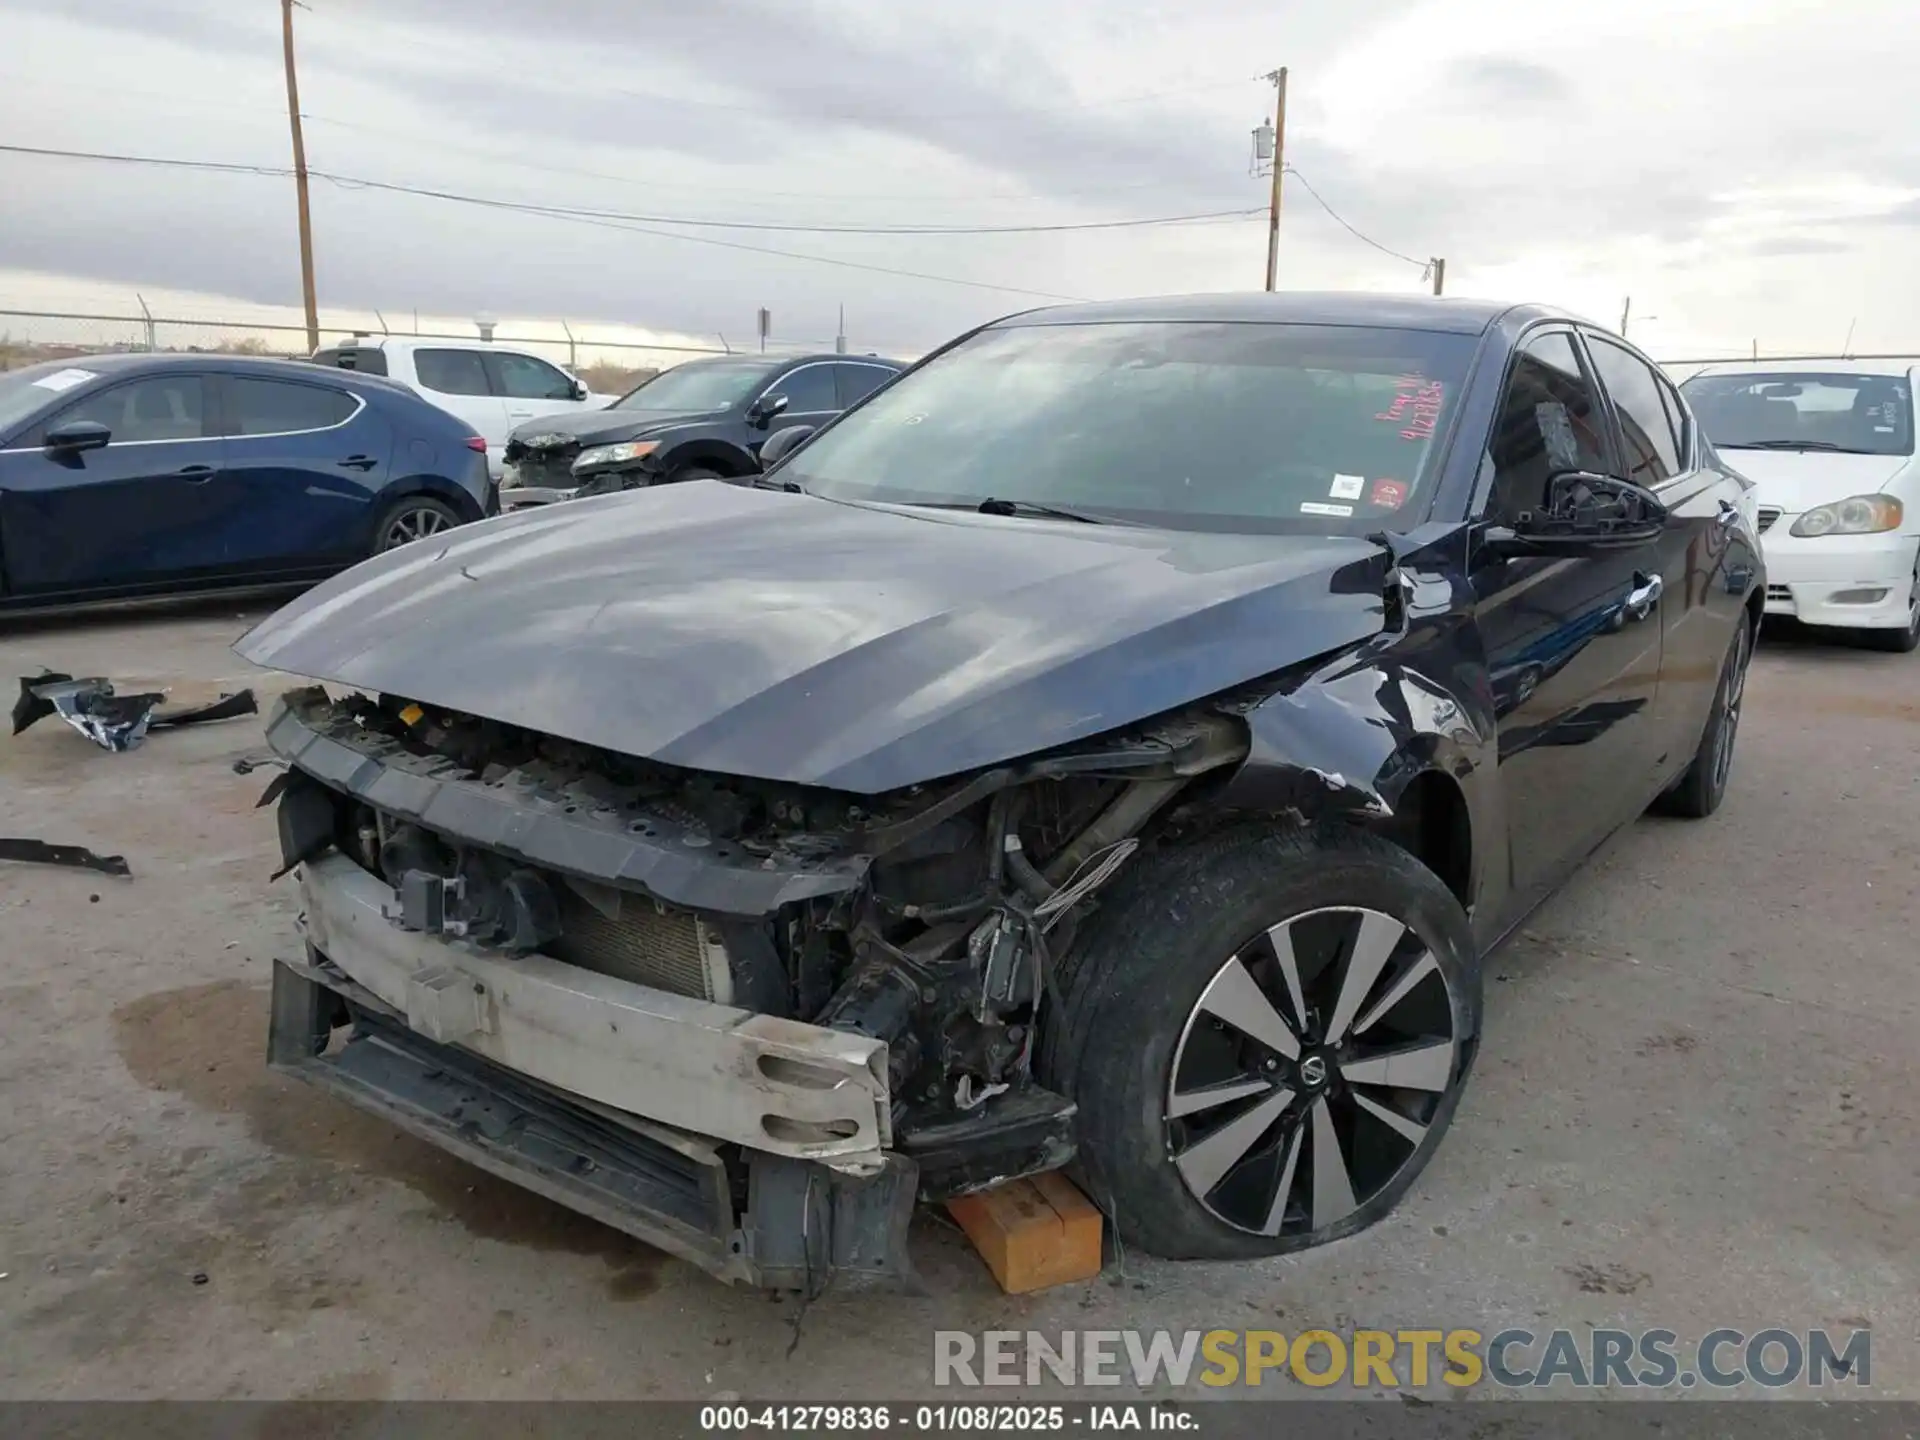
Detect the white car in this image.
<box><xmin>312</xmin><ymin>336</ymin><xmax>615</xmax><ymax>479</ymax></box>
<box><xmin>1681</xmin><ymin>359</ymin><xmax>1919</xmax><ymax>652</ymax></box>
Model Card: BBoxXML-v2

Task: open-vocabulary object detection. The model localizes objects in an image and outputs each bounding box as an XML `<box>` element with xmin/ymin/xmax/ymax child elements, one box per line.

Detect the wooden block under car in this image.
<box><xmin>946</xmin><ymin>1171</ymin><xmax>1104</xmax><ymax>1293</ymax></box>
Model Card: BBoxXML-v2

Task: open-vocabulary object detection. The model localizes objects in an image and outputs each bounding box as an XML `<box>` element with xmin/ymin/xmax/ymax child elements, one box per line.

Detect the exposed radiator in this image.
<box><xmin>549</xmin><ymin>881</ymin><xmax>732</xmax><ymax>1003</ymax></box>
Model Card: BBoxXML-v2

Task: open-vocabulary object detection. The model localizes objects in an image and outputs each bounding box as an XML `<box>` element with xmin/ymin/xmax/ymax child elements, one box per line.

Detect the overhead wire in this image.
<box><xmin>1282</xmin><ymin>164</ymin><xmax>1431</xmax><ymax>274</ymax></box>
<box><xmin>0</xmin><ymin>143</ymin><xmax>1258</xmax><ymax>236</ymax></box>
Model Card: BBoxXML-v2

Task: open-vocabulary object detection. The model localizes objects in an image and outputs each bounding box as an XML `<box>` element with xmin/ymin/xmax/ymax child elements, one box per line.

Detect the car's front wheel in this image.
<box><xmin>1045</xmin><ymin>825</ymin><xmax>1481</xmax><ymax>1260</ymax></box>
<box><xmin>1862</xmin><ymin>549</ymin><xmax>1920</xmax><ymax>653</ymax></box>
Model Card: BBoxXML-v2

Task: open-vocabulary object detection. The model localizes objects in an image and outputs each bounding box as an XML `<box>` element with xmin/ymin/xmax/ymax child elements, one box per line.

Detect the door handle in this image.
<box><xmin>1716</xmin><ymin>500</ymin><xmax>1739</xmax><ymax>527</ymax></box>
<box><xmin>1624</xmin><ymin>571</ymin><xmax>1663</xmax><ymax>621</ymax></box>
<box><xmin>176</xmin><ymin>464</ymin><xmax>216</xmax><ymax>484</ymax></box>
<box><xmin>337</xmin><ymin>455</ymin><xmax>378</xmax><ymax>471</ymax></box>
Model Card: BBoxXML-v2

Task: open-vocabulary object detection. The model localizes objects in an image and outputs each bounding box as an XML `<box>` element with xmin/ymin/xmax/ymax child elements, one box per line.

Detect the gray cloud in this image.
<box><xmin>1447</xmin><ymin>56</ymin><xmax>1569</xmax><ymax>106</ymax></box>
<box><xmin>3</xmin><ymin>0</ymin><xmax>1918</xmax><ymax>357</ymax></box>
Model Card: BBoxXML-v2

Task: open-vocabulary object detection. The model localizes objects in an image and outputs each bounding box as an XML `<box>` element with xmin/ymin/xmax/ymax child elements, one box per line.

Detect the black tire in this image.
<box><xmin>667</xmin><ymin>465</ymin><xmax>724</xmax><ymax>484</ymax></box>
<box><xmin>1651</xmin><ymin>616</ymin><xmax>1751</xmax><ymax>818</ymax></box>
<box><xmin>373</xmin><ymin>495</ymin><xmax>462</xmax><ymax>554</ymax></box>
<box><xmin>1861</xmin><ymin>551</ymin><xmax>1920</xmax><ymax>653</ymax></box>
<box><xmin>1042</xmin><ymin>824</ymin><xmax>1481</xmax><ymax>1261</ymax></box>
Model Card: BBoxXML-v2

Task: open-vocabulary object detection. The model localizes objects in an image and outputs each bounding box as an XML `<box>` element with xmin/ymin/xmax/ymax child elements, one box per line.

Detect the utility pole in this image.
<box><xmin>281</xmin><ymin>0</ymin><xmax>320</xmax><ymax>354</ymax></box>
<box><xmin>1619</xmin><ymin>296</ymin><xmax>1631</xmax><ymax>338</ymax></box>
<box><xmin>1263</xmin><ymin>67</ymin><xmax>1289</xmax><ymax>292</ymax></box>
<box><xmin>1430</xmin><ymin>258</ymin><xmax>1446</xmax><ymax>296</ymax></box>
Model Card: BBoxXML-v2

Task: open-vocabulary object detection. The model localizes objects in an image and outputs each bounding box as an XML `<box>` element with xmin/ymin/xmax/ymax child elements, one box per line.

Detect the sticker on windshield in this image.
<box><xmin>1300</xmin><ymin>501</ymin><xmax>1354</xmax><ymax>517</ymax></box>
<box><xmin>1370</xmin><ymin>478</ymin><xmax>1408</xmax><ymax>509</ymax></box>
<box><xmin>1329</xmin><ymin>473</ymin><xmax>1365</xmax><ymax>500</ymax></box>
<box><xmin>31</xmin><ymin>367</ymin><xmax>98</xmax><ymax>393</ymax></box>
<box><xmin>1374</xmin><ymin>374</ymin><xmax>1446</xmax><ymax>441</ymax></box>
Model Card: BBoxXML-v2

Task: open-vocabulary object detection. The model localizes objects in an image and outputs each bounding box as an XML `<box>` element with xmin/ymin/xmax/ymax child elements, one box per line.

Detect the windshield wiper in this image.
<box><xmin>751</xmin><ymin>476</ymin><xmax>805</xmax><ymax>492</ymax></box>
<box><xmin>1722</xmin><ymin>439</ymin><xmax>1877</xmax><ymax>454</ymax></box>
<box><xmin>972</xmin><ymin>497</ymin><xmax>1107</xmax><ymax>524</ymax></box>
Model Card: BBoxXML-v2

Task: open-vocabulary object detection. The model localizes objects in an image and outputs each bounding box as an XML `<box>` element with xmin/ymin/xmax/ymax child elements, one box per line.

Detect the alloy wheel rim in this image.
<box><xmin>383</xmin><ymin>506</ymin><xmax>448</xmax><ymax>550</ymax></box>
<box><xmin>1907</xmin><ymin>558</ymin><xmax>1919</xmax><ymax>636</ymax></box>
<box><xmin>1711</xmin><ymin>625</ymin><xmax>1749</xmax><ymax>791</ymax></box>
<box><xmin>1165</xmin><ymin>905</ymin><xmax>1460</xmax><ymax>1238</ymax></box>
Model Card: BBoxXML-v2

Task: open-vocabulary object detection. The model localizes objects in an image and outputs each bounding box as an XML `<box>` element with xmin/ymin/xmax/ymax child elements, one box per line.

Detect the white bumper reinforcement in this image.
<box><xmin>297</xmin><ymin>853</ymin><xmax>892</xmax><ymax>1170</ymax></box>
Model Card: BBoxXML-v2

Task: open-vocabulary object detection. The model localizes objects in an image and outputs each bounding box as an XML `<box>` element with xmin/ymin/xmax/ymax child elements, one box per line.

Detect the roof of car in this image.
<box><xmin>993</xmin><ymin>291</ymin><xmax>1548</xmax><ymax>336</ymax></box>
<box><xmin>21</xmin><ymin>350</ymin><xmax>400</xmax><ymax>384</ymax></box>
<box><xmin>1685</xmin><ymin>357</ymin><xmax>1920</xmax><ymax>381</ymax></box>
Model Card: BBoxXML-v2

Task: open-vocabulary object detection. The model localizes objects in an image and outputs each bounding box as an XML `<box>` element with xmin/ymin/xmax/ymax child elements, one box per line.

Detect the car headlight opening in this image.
<box><xmin>572</xmin><ymin>441</ymin><xmax>659</xmax><ymax>472</ymax></box>
<box><xmin>1788</xmin><ymin>494</ymin><xmax>1903</xmax><ymax>538</ymax></box>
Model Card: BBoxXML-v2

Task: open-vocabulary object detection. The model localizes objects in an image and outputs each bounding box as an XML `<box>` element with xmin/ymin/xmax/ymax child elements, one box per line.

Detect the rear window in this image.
<box><xmin>313</xmin><ymin>346</ymin><xmax>390</xmax><ymax>377</ymax></box>
<box><xmin>227</xmin><ymin>377</ymin><xmax>357</xmax><ymax>435</ymax></box>
<box><xmin>414</xmin><ymin>349</ymin><xmax>494</xmax><ymax>397</ymax></box>
<box><xmin>1681</xmin><ymin>371</ymin><xmax>1914</xmax><ymax>457</ymax></box>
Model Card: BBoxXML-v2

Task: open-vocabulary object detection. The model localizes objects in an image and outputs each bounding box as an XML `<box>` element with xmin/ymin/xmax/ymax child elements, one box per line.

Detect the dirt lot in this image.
<box><xmin>0</xmin><ymin>602</ymin><xmax>1913</xmax><ymax>1400</ymax></box>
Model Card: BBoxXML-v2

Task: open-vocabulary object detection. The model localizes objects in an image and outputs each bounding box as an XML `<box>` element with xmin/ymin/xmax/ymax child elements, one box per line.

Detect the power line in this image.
<box><xmin>0</xmin><ymin>143</ymin><xmax>1092</xmax><ymax>302</ymax></box>
<box><xmin>1282</xmin><ymin>165</ymin><xmax>1430</xmax><ymax>273</ymax></box>
<box><xmin>0</xmin><ymin>143</ymin><xmax>1259</xmax><ymax>236</ymax></box>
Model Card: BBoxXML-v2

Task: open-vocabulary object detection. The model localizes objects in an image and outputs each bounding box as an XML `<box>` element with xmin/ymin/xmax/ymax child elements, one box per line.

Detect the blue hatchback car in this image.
<box><xmin>0</xmin><ymin>352</ymin><xmax>495</xmax><ymax>610</ymax></box>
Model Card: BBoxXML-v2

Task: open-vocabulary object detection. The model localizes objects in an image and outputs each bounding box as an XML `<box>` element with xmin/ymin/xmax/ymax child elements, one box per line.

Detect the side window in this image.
<box><xmin>227</xmin><ymin>377</ymin><xmax>357</xmax><ymax>436</ymax></box>
<box><xmin>1586</xmin><ymin>337</ymin><xmax>1682</xmax><ymax>486</ymax></box>
<box><xmin>414</xmin><ymin>348</ymin><xmax>494</xmax><ymax>397</ymax></box>
<box><xmin>835</xmin><ymin>363</ymin><xmax>894</xmax><ymax>408</ymax></box>
<box><xmin>1656</xmin><ymin>374</ymin><xmax>1690</xmax><ymax>466</ymax></box>
<box><xmin>1485</xmin><ymin>332</ymin><xmax>1611</xmax><ymax>524</ymax></box>
<box><xmin>765</xmin><ymin>364</ymin><xmax>838</xmax><ymax>414</ymax></box>
<box><xmin>54</xmin><ymin>376</ymin><xmax>206</xmax><ymax>443</ymax></box>
<box><xmin>491</xmin><ymin>352</ymin><xmax>576</xmax><ymax>401</ymax></box>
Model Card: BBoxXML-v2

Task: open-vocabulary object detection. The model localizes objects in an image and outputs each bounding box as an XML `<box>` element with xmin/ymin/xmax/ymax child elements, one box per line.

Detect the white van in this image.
<box><xmin>1680</xmin><ymin>359</ymin><xmax>1919</xmax><ymax>652</ymax></box>
<box><xmin>312</xmin><ymin>337</ymin><xmax>614</xmax><ymax>478</ymax></box>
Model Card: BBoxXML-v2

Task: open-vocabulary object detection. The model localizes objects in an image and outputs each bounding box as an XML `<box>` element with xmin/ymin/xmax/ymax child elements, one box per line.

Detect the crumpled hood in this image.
<box><xmin>234</xmin><ymin>482</ymin><xmax>1389</xmax><ymax>793</ymax></box>
<box><xmin>1719</xmin><ymin>449</ymin><xmax>1914</xmax><ymax>513</ymax></box>
<box><xmin>507</xmin><ymin>408</ymin><xmax>713</xmax><ymax>450</ymax></box>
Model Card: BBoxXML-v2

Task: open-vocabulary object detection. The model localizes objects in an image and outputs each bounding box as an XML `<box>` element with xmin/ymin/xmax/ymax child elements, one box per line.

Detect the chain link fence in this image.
<box><xmin>0</xmin><ymin>306</ymin><xmax>863</xmax><ymax>393</ymax></box>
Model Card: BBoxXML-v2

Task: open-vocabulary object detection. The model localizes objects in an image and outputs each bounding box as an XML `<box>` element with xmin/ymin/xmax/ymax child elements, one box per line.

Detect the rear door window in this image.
<box><xmin>1585</xmin><ymin>336</ymin><xmax>1683</xmax><ymax>486</ymax></box>
<box><xmin>226</xmin><ymin>377</ymin><xmax>358</xmax><ymax>435</ymax></box>
<box><xmin>835</xmin><ymin>363</ymin><xmax>896</xmax><ymax>408</ymax></box>
<box><xmin>414</xmin><ymin>349</ymin><xmax>495</xmax><ymax>397</ymax></box>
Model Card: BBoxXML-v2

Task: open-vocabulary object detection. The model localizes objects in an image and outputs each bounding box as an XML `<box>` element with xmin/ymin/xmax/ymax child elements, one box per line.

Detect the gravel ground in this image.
<box><xmin>0</xmin><ymin>600</ymin><xmax>1912</xmax><ymax>1401</ymax></box>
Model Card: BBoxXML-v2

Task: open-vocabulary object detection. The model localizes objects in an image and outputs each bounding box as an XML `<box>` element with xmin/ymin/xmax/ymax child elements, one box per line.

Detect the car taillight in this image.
<box><xmin>466</xmin><ymin>436</ymin><xmax>487</xmax><ymax>452</ymax></box>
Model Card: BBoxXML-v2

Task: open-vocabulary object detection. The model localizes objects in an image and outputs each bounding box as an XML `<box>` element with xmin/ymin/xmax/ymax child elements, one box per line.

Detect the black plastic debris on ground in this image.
<box><xmin>12</xmin><ymin>672</ymin><xmax>258</xmax><ymax>753</ymax></box>
<box><xmin>0</xmin><ymin>838</ymin><xmax>132</xmax><ymax>877</ymax></box>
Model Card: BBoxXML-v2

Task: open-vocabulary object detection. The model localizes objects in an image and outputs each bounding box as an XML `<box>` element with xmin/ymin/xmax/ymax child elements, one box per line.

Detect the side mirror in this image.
<box><xmin>570</xmin><ymin>380</ymin><xmax>589</xmax><ymax>401</ymax></box>
<box><xmin>747</xmin><ymin>392</ymin><xmax>791</xmax><ymax>428</ymax></box>
<box><xmin>1492</xmin><ymin>471</ymin><xmax>1667</xmax><ymax>554</ymax></box>
<box><xmin>45</xmin><ymin>420</ymin><xmax>111</xmax><ymax>453</ymax></box>
<box><xmin>758</xmin><ymin>424</ymin><xmax>817</xmax><ymax>469</ymax></box>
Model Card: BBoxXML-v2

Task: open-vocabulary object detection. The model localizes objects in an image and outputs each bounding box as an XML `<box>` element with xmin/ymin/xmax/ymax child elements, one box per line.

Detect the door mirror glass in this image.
<box><xmin>45</xmin><ymin>419</ymin><xmax>112</xmax><ymax>452</ymax></box>
<box><xmin>748</xmin><ymin>392</ymin><xmax>791</xmax><ymax>427</ymax></box>
<box><xmin>759</xmin><ymin>423</ymin><xmax>816</xmax><ymax>468</ymax></box>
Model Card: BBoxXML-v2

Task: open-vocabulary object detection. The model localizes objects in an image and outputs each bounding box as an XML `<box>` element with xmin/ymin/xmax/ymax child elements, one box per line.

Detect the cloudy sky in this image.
<box><xmin>2</xmin><ymin>0</ymin><xmax>1916</xmax><ymax>362</ymax></box>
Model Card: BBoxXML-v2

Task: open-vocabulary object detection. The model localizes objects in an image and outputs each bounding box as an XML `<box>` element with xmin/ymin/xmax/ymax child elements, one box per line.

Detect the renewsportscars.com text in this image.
<box><xmin>933</xmin><ymin>1327</ymin><xmax>1870</xmax><ymax>1391</ymax></box>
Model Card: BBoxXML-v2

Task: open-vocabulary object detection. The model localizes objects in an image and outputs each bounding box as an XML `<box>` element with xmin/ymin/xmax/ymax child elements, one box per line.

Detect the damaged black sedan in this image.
<box><xmin>236</xmin><ymin>293</ymin><xmax>1763</xmax><ymax>1289</ymax></box>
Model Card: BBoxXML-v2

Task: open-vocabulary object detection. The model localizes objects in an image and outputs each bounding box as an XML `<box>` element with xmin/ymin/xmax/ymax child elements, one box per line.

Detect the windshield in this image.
<box><xmin>780</xmin><ymin>321</ymin><xmax>1477</xmax><ymax>534</ymax></box>
<box><xmin>1681</xmin><ymin>371</ymin><xmax>1914</xmax><ymax>456</ymax></box>
<box><xmin>0</xmin><ymin>359</ymin><xmax>100</xmax><ymax>438</ymax></box>
<box><xmin>613</xmin><ymin>359</ymin><xmax>779</xmax><ymax>413</ymax></box>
